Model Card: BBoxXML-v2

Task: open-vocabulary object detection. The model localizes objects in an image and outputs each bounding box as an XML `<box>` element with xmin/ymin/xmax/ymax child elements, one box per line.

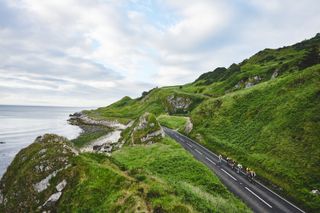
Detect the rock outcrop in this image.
<box><xmin>56</xmin><ymin>180</ymin><xmax>67</xmax><ymax>192</ymax></box>
<box><xmin>33</xmin><ymin>169</ymin><xmax>61</xmax><ymax>193</ymax></box>
<box><xmin>271</xmin><ymin>69</ymin><xmax>279</xmax><ymax>79</ymax></box>
<box><xmin>81</xmin><ymin>130</ymin><xmax>122</xmax><ymax>155</ymax></box>
<box><xmin>165</xmin><ymin>95</ymin><xmax>192</xmax><ymax>114</ymax></box>
<box><xmin>130</xmin><ymin>112</ymin><xmax>164</xmax><ymax>144</ymax></box>
<box><xmin>0</xmin><ymin>134</ymin><xmax>75</xmax><ymax>212</ymax></box>
<box><xmin>245</xmin><ymin>76</ymin><xmax>262</xmax><ymax>88</ymax></box>
<box><xmin>42</xmin><ymin>192</ymin><xmax>62</xmax><ymax>208</ymax></box>
<box><xmin>234</xmin><ymin>76</ymin><xmax>262</xmax><ymax>89</ymax></box>
<box><xmin>69</xmin><ymin>112</ymin><xmax>128</xmax><ymax>130</ymax></box>
<box><xmin>184</xmin><ymin>117</ymin><xmax>193</xmax><ymax>134</ymax></box>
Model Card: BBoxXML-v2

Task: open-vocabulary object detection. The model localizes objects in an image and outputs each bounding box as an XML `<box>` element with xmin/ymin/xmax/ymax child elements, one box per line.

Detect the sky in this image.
<box><xmin>0</xmin><ymin>0</ymin><xmax>319</xmax><ymax>107</ymax></box>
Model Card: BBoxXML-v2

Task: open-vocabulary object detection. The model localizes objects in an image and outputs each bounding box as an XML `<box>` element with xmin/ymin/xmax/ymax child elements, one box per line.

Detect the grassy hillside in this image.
<box><xmin>191</xmin><ymin>65</ymin><xmax>320</xmax><ymax>210</ymax></box>
<box><xmin>157</xmin><ymin>114</ymin><xmax>188</xmax><ymax>132</ymax></box>
<box><xmin>84</xmin><ymin>87</ymin><xmax>206</xmax><ymax>124</ymax></box>
<box><xmin>83</xmin><ymin>34</ymin><xmax>320</xmax><ymax>212</ymax></box>
<box><xmin>0</xmin><ymin>135</ymin><xmax>250</xmax><ymax>212</ymax></box>
<box><xmin>3</xmin><ymin>34</ymin><xmax>317</xmax><ymax>212</ymax></box>
<box><xmin>112</xmin><ymin>137</ymin><xmax>250</xmax><ymax>212</ymax></box>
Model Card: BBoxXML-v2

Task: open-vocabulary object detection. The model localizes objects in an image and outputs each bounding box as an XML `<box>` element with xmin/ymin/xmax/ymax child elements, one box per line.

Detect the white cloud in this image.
<box><xmin>0</xmin><ymin>0</ymin><xmax>319</xmax><ymax>106</ymax></box>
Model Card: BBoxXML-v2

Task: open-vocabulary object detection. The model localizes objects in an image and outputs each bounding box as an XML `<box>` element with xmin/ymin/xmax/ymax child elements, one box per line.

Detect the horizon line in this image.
<box><xmin>0</xmin><ymin>104</ymin><xmax>96</xmax><ymax>109</ymax></box>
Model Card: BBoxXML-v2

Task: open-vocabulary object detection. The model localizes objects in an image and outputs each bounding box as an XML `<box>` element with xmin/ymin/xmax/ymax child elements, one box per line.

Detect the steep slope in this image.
<box><xmin>84</xmin><ymin>34</ymin><xmax>320</xmax><ymax>212</ymax></box>
<box><xmin>191</xmin><ymin>65</ymin><xmax>320</xmax><ymax>211</ymax></box>
<box><xmin>84</xmin><ymin>87</ymin><xmax>206</xmax><ymax>124</ymax></box>
<box><xmin>0</xmin><ymin>134</ymin><xmax>249</xmax><ymax>212</ymax></box>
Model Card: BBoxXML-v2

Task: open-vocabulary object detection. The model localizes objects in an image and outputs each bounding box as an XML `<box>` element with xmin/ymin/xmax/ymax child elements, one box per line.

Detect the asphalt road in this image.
<box><xmin>163</xmin><ymin>127</ymin><xmax>306</xmax><ymax>213</ymax></box>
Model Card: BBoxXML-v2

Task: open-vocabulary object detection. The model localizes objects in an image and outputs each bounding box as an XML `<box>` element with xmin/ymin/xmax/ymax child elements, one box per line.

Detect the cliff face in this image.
<box><xmin>165</xmin><ymin>95</ymin><xmax>192</xmax><ymax>114</ymax></box>
<box><xmin>131</xmin><ymin>112</ymin><xmax>164</xmax><ymax>144</ymax></box>
<box><xmin>117</xmin><ymin>112</ymin><xmax>165</xmax><ymax>145</ymax></box>
<box><xmin>0</xmin><ymin>134</ymin><xmax>77</xmax><ymax>212</ymax></box>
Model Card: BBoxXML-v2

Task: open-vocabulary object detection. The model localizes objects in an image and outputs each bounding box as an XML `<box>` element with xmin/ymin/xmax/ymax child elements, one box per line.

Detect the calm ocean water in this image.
<box><xmin>0</xmin><ymin>105</ymin><xmax>87</xmax><ymax>178</ymax></box>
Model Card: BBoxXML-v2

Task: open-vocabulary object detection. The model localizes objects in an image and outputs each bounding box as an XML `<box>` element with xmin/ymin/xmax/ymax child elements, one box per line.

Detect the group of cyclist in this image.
<box><xmin>218</xmin><ymin>154</ymin><xmax>256</xmax><ymax>182</ymax></box>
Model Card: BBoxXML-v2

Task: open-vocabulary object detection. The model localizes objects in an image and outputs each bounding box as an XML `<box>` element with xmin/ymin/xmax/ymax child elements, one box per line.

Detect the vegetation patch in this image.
<box><xmin>71</xmin><ymin>125</ymin><xmax>111</xmax><ymax>148</ymax></box>
<box><xmin>157</xmin><ymin>114</ymin><xmax>188</xmax><ymax>132</ymax></box>
<box><xmin>190</xmin><ymin>65</ymin><xmax>320</xmax><ymax>211</ymax></box>
<box><xmin>112</xmin><ymin>137</ymin><xmax>250</xmax><ymax>212</ymax></box>
<box><xmin>0</xmin><ymin>135</ymin><xmax>250</xmax><ymax>212</ymax></box>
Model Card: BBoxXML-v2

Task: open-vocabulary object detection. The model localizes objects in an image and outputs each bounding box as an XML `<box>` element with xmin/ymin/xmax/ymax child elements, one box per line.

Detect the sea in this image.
<box><xmin>0</xmin><ymin>105</ymin><xmax>88</xmax><ymax>178</ymax></box>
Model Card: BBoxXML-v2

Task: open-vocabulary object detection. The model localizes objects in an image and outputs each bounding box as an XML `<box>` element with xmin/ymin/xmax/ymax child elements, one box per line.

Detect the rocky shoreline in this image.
<box><xmin>68</xmin><ymin>111</ymin><xmax>166</xmax><ymax>155</ymax></box>
<box><xmin>68</xmin><ymin>112</ymin><xmax>133</xmax><ymax>156</ymax></box>
<box><xmin>68</xmin><ymin>112</ymin><xmax>129</xmax><ymax>130</ymax></box>
<box><xmin>68</xmin><ymin>112</ymin><xmax>133</xmax><ymax>155</ymax></box>
<box><xmin>80</xmin><ymin>130</ymin><xmax>123</xmax><ymax>155</ymax></box>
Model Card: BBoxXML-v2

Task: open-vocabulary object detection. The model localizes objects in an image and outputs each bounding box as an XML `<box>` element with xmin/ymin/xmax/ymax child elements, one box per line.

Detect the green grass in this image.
<box><xmin>130</xmin><ymin>112</ymin><xmax>163</xmax><ymax>144</ymax></box>
<box><xmin>1</xmin><ymin>135</ymin><xmax>250</xmax><ymax>212</ymax></box>
<box><xmin>80</xmin><ymin>34</ymin><xmax>320</xmax><ymax>212</ymax></box>
<box><xmin>71</xmin><ymin>127</ymin><xmax>111</xmax><ymax>148</ymax></box>
<box><xmin>79</xmin><ymin>34</ymin><xmax>320</xmax><ymax>212</ymax></box>
<box><xmin>84</xmin><ymin>88</ymin><xmax>205</xmax><ymax>124</ymax></box>
<box><xmin>157</xmin><ymin>114</ymin><xmax>188</xmax><ymax>132</ymax></box>
<box><xmin>190</xmin><ymin>65</ymin><xmax>320</xmax><ymax>211</ymax></box>
<box><xmin>3</xmin><ymin>34</ymin><xmax>318</xmax><ymax>212</ymax></box>
<box><xmin>112</xmin><ymin>137</ymin><xmax>250</xmax><ymax>212</ymax></box>
<box><xmin>58</xmin><ymin>153</ymin><xmax>137</xmax><ymax>212</ymax></box>
<box><xmin>0</xmin><ymin>134</ymin><xmax>76</xmax><ymax>212</ymax></box>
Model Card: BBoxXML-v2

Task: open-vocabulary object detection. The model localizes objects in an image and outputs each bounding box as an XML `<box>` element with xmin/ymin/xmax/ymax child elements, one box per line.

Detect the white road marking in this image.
<box><xmin>256</xmin><ymin>182</ymin><xmax>305</xmax><ymax>213</ymax></box>
<box><xmin>245</xmin><ymin>187</ymin><xmax>273</xmax><ymax>208</ymax></box>
<box><xmin>221</xmin><ymin>169</ymin><xmax>237</xmax><ymax>181</ymax></box>
<box><xmin>205</xmin><ymin>157</ymin><xmax>216</xmax><ymax>165</ymax></box>
<box><xmin>194</xmin><ymin>149</ymin><xmax>202</xmax><ymax>155</ymax></box>
<box><xmin>167</xmin><ymin>128</ymin><xmax>306</xmax><ymax>213</ymax></box>
<box><xmin>187</xmin><ymin>143</ymin><xmax>193</xmax><ymax>148</ymax></box>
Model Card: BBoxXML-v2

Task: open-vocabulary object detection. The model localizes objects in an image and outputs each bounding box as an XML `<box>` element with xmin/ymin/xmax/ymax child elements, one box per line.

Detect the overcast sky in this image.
<box><xmin>0</xmin><ymin>0</ymin><xmax>319</xmax><ymax>107</ymax></box>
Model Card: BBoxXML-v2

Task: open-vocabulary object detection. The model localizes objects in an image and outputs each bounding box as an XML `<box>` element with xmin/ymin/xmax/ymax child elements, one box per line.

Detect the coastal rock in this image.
<box><xmin>39</xmin><ymin>149</ymin><xmax>47</xmax><ymax>155</ymax></box>
<box><xmin>0</xmin><ymin>141</ymin><xmax>5</xmax><ymax>144</ymax></box>
<box><xmin>35</xmin><ymin>165</ymin><xmax>45</xmax><ymax>173</ymax></box>
<box><xmin>80</xmin><ymin>130</ymin><xmax>121</xmax><ymax>153</ymax></box>
<box><xmin>35</xmin><ymin>134</ymin><xmax>68</xmax><ymax>144</ymax></box>
<box><xmin>33</xmin><ymin>170</ymin><xmax>60</xmax><ymax>193</ymax></box>
<box><xmin>56</xmin><ymin>180</ymin><xmax>67</xmax><ymax>192</ymax></box>
<box><xmin>69</xmin><ymin>113</ymin><xmax>128</xmax><ymax>130</ymax></box>
<box><xmin>93</xmin><ymin>144</ymin><xmax>112</xmax><ymax>153</ymax></box>
<box><xmin>0</xmin><ymin>134</ymin><xmax>75</xmax><ymax>212</ymax></box>
<box><xmin>131</xmin><ymin>112</ymin><xmax>164</xmax><ymax>144</ymax></box>
<box><xmin>42</xmin><ymin>192</ymin><xmax>62</xmax><ymax>208</ymax></box>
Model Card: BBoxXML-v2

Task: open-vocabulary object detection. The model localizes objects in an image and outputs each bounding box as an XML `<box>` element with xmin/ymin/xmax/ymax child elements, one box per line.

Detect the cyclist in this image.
<box><xmin>237</xmin><ymin>163</ymin><xmax>242</xmax><ymax>173</ymax></box>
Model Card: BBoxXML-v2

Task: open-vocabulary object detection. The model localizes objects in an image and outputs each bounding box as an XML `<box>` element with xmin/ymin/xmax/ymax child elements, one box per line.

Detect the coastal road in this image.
<box><xmin>163</xmin><ymin>127</ymin><xmax>306</xmax><ymax>213</ymax></box>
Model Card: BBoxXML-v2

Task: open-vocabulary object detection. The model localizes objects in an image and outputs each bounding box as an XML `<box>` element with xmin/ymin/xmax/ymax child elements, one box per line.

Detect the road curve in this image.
<box><xmin>163</xmin><ymin>127</ymin><xmax>306</xmax><ymax>213</ymax></box>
